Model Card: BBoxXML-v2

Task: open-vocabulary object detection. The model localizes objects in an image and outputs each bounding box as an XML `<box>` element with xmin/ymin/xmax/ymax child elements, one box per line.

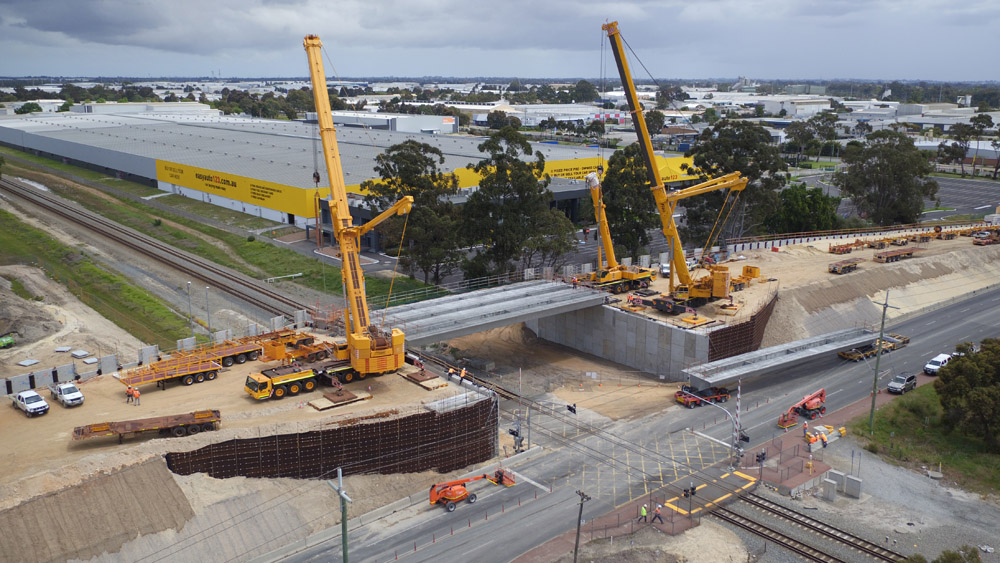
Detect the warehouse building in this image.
<box><xmin>0</xmin><ymin>109</ymin><xmax>697</xmax><ymax>247</ymax></box>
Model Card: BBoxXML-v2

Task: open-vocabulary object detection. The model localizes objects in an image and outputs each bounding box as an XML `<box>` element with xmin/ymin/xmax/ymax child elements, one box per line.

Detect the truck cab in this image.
<box><xmin>12</xmin><ymin>390</ymin><xmax>50</xmax><ymax>417</ymax></box>
<box><xmin>52</xmin><ymin>382</ymin><xmax>85</xmax><ymax>407</ymax></box>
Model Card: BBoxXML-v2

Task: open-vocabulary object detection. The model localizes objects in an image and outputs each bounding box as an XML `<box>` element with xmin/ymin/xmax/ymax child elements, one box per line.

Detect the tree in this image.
<box><xmin>702</xmin><ymin>107</ymin><xmax>720</xmax><ymax>125</ymax></box>
<box><xmin>834</xmin><ymin>130</ymin><xmax>938</xmax><ymax>225</ymax></box>
<box><xmin>785</xmin><ymin>121</ymin><xmax>813</xmax><ymax>165</ymax></box>
<box><xmin>586</xmin><ymin>120</ymin><xmax>605</xmax><ymax>137</ymax></box>
<box><xmin>655</xmin><ymin>85</ymin><xmax>685</xmax><ymax>109</ymax></box>
<box><xmin>934</xmin><ymin>338</ymin><xmax>1000</xmax><ymax>452</ymax></box>
<box><xmin>764</xmin><ymin>183</ymin><xmax>841</xmax><ymax>234</ymax></box>
<box><xmin>950</xmin><ymin>123</ymin><xmax>976</xmax><ymax>175</ymax></box>
<box><xmin>58</xmin><ymin>101</ymin><xmax>72</xmax><ymax>112</ymax></box>
<box><xmin>14</xmin><ymin>102</ymin><xmax>42</xmax><ymax>114</ymax></box>
<box><xmin>486</xmin><ymin>110</ymin><xmax>509</xmax><ymax>130</ymax></box>
<box><xmin>937</xmin><ymin>140</ymin><xmax>967</xmax><ymax>174</ymax></box>
<box><xmin>600</xmin><ymin>143</ymin><xmax>661</xmax><ymax>258</ymax></box>
<box><xmin>808</xmin><ymin>112</ymin><xmax>839</xmax><ymax>160</ymax></box>
<box><xmin>361</xmin><ymin>140</ymin><xmax>463</xmax><ymax>284</ymax></box>
<box><xmin>853</xmin><ymin>121</ymin><xmax>873</xmax><ymax>137</ymax></box>
<box><xmin>992</xmin><ymin>138</ymin><xmax>1000</xmax><ymax>180</ymax></box>
<box><xmin>507</xmin><ymin>79</ymin><xmax>522</xmax><ymax>93</ymax></box>
<box><xmin>754</xmin><ymin>105</ymin><xmax>765</xmax><ymax>118</ymax></box>
<box><xmin>969</xmin><ymin>113</ymin><xmax>993</xmax><ymax>176</ymax></box>
<box><xmin>684</xmin><ymin>120</ymin><xmax>787</xmax><ymax>243</ymax></box>
<box><xmin>572</xmin><ymin>80</ymin><xmax>598</xmax><ymax>102</ymax></box>
<box><xmin>644</xmin><ymin>110</ymin><xmax>666</xmax><ymax>135</ymax></box>
<box><xmin>460</xmin><ymin>127</ymin><xmax>572</xmax><ymax>278</ymax></box>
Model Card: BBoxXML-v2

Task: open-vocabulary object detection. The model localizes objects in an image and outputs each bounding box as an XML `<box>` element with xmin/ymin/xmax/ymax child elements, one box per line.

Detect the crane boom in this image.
<box><xmin>602</xmin><ymin>22</ymin><xmax>752</xmax><ymax>301</ymax></box>
<box><xmin>304</xmin><ymin>35</ymin><xmax>410</xmax><ymax>374</ymax></box>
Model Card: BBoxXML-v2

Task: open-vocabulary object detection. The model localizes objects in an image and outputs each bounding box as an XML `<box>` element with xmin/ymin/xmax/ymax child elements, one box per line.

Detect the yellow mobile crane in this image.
<box><xmin>602</xmin><ymin>22</ymin><xmax>759</xmax><ymax>309</ymax></box>
<box><xmin>584</xmin><ymin>170</ymin><xmax>656</xmax><ymax>293</ymax></box>
<box><xmin>304</xmin><ymin>35</ymin><xmax>413</xmax><ymax>375</ymax></box>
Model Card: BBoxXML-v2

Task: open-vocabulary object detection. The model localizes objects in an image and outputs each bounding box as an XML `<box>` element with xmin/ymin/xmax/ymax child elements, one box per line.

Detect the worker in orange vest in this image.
<box><xmin>125</xmin><ymin>385</ymin><xmax>134</xmax><ymax>404</ymax></box>
<box><xmin>652</xmin><ymin>504</ymin><xmax>664</xmax><ymax>524</ymax></box>
<box><xmin>133</xmin><ymin>388</ymin><xmax>141</xmax><ymax>406</ymax></box>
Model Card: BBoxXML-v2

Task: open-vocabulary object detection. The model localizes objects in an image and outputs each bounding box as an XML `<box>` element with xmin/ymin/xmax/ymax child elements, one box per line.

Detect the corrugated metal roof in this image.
<box><xmin>0</xmin><ymin>113</ymin><xmax>605</xmax><ymax>190</ymax></box>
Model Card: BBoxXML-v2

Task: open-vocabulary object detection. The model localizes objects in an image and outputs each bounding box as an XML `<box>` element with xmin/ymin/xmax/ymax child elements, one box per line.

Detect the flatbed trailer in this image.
<box><xmin>838</xmin><ymin>332</ymin><xmax>908</xmax><ymax>361</ymax></box>
<box><xmin>72</xmin><ymin>409</ymin><xmax>221</xmax><ymax>443</ymax></box>
<box><xmin>873</xmin><ymin>247</ymin><xmax>924</xmax><ymax>263</ymax></box>
<box><xmin>828</xmin><ymin>243</ymin><xmax>853</xmax><ymax>255</ymax></box>
<box><xmin>828</xmin><ymin>257</ymin><xmax>864</xmax><ymax>274</ymax></box>
<box><xmin>173</xmin><ymin>340</ymin><xmax>263</xmax><ymax>368</ymax></box>
<box><xmin>119</xmin><ymin>357</ymin><xmax>223</xmax><ymax>389</ymax></box>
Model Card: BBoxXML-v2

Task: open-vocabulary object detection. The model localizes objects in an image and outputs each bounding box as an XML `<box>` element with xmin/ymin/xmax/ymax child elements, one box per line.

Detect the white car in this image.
<box><xmin>51</xmin><ymin>382</ymin><xmax>85</xmax><ymax>407</ymax></box>
<box><xmin>11</xmin><ymin>390</ymin><xmax>50</xmax><ymax>417</ymax></box>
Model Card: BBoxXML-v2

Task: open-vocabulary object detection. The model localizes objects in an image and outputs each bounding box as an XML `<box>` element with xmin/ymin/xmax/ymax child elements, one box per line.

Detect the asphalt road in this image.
<box><xmin>284</xmin><ymin>285</ymin><xmax>999</xmax><ymax>563</ymax></box>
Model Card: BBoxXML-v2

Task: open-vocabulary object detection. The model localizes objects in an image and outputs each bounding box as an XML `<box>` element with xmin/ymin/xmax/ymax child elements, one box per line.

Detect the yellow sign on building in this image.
<box><xmin>156</xmin><ymin>160</ymin><xmax>322</xmax><ymax>217</ymax></box>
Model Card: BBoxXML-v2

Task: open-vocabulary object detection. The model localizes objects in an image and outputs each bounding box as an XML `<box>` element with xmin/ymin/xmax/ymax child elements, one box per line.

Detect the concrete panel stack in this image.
<box><xmin>822</xmin><ymin>478</ymin><xmax>837</xmax><ymax>501</ymax></box>
<box><xmin>621</xmin><ymin>257</ymin><xmax>632</xmax><ymax>266</ymax></box>
<box><xmin>139</xmin><ymin>345</ymin><xmax>160</xmax><ymax>365</ymax></box>
<box><xmin>639</xmin><ymin>255</ymin><xmax>650</xmax><ymax>267</ymax></box>
<box><xmin>827</xmin><ymin>469</ymin><xmax>846</xmax><ymax>492</ymax></box>
<box><xmin>845</xmin><ymin>475</ymin><xmax>862</xmax><ymax>498</ymax></box>
<box><xmin>523</xmin><ymin>268</ymin><xmax>535</xmax><ymax>280</ymax></box>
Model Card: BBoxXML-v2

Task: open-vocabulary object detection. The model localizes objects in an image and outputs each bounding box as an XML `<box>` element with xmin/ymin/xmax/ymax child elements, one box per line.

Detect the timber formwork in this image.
<box><xmin>707</xmin><ymin>289</ymin><xmax>778</xmax><ymax>362</ymax></box>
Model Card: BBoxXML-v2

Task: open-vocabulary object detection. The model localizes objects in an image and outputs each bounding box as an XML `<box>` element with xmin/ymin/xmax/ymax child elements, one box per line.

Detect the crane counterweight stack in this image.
<box><xmin>304</xmin><ymin>35</ymin><xmax>412</xmax><ymax>376</ymax></box>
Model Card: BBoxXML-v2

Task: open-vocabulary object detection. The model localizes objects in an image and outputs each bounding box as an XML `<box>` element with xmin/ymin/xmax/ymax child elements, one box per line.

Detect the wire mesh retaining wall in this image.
<box><xmin>165</xmin><ymin>397</ymin><xmax>498</xmax><ymax>479</ymax></box>
<box><xmin>706</xmin><ymin>286</ymin><xmax>779</xmax><ymax>362</ymax></box>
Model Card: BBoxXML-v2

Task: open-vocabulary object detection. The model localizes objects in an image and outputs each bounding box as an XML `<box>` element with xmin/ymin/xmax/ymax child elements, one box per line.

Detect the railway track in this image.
<box><xmin>739</xmin><ymin>493</ymin><xmax>905</xmax><ymax>561</ymax></box>
<box><xmin>713</xmin><ymin>507</ymin><xmax>847</xmax><ymax>563</ymax></box>
<box><xmin>0</xmin><ymin>177</ymin><xmax>307</xmax><ymax>318</ymax></box>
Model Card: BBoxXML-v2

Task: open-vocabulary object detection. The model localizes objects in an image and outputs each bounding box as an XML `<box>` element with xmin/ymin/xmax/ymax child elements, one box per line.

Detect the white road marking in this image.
<box><xmin>511</xmin><ymin>470</ymin><xmax>548</xmax><ymax>492</ymax></box>
<box><xmin>974</xmin><ymin>205</ymin><xmax>992</xmax><ymax>210</ymax></box>
<box><xmin>694</xmin><ymin>431</ymin><xmax>731</xmax><ymax>448</ymax></box>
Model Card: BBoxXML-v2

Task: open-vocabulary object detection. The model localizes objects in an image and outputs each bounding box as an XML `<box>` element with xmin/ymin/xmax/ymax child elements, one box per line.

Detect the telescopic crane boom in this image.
<box><xmin>602</xmin><ymin>22</ymin><xmax>754</xmax><ymax>303</ymax></box>
<box><xmin>584</xmin><ymin>171</ymin><xmax>655</xmax><ymax>293</ymax></box>
<box><xmin>304</xmin><ymin>35</ymin><xmax>412</xmax><ymax>375</ymax></box>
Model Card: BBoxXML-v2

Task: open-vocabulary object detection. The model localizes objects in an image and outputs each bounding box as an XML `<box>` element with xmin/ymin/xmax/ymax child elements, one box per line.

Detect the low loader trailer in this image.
<box><xmin>245</xmin><ymin>359</ymin><xmax>351</xmax><ymax>400</ymax></box>
<box><xmin>72</xmin><ymin>409</ymin><xmax>221</xmax><ymax>443</ymax></box>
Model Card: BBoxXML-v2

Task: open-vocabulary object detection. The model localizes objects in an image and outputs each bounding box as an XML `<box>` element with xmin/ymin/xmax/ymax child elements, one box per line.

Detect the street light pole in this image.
<box><xmin>186</xmin><ymin>281</ymin><xmax>193</xmax><ymax>338</ymax></box>
<box><xmin>205</xmin><ymin>286</ymin><xmax>211</xmax><ymax>336</ymax></box>
<box><xmin>869</xmin><ymin>291</ymin><xmax>897</xmax><ymax>435</ymax></box>
<box><xmin>327</xmin><ymin>468</ymin><xmax>353</xmax><ymax>563</ymax></box>
<box><xmin>573</xmin><ymin>490</ymin><xmax>591</xmax><ymax>563</ymax></box>
<box><xmin>680</xmin><ymin>389</ymin><xmax>741</xmax><ymax>464</ymax></box>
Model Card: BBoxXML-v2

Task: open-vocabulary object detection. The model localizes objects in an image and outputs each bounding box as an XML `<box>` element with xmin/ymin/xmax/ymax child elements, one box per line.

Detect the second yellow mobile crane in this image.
<box><xmin>304</xmin><ymin>35</ymin><xmax>413</xmax><ymax>376</ymax></box>
<box><xmin>602</xmin><ymin>21</ymin><xmax>760</xmax><ymax>310</ymax></box>
<box><xmin>584</xmin><ymin>170</ymin><xmax>656</xmax><ymax>293</ymax></box>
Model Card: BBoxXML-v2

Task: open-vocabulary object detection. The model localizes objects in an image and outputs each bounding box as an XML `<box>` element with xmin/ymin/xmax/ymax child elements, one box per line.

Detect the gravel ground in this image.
<box><xmin>715</xmin><ymin>436</ymin><xmax>1000</xmax><ymax>562</ymax></box>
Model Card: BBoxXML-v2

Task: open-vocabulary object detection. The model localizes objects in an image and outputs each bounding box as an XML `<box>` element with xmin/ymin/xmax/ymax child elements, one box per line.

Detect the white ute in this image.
<box><xmin>11</xmin><ymin>390</ymin><xmax>50</xmax><ymax>417</ymax></box>
<box><xmin>51</xmin><ymin>382</ymin><xmax>85</xmax><ymax>407</ymax></box>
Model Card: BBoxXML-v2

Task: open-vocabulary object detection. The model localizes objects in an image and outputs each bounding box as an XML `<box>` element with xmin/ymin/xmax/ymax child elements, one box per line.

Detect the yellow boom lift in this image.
<box><xmin>584</xmin><ymin>171</ymin><xmax>656</xmax><ymax>292</ymax></box>
<box><xmin>602</xmin><ymin>21</ymin><xmax>759</xmax><ymax>310</ymax></box>
<box><xmin>304</xmin><ymin>35</ymin><xmax>413</xmax><ymax>375</ymax></box>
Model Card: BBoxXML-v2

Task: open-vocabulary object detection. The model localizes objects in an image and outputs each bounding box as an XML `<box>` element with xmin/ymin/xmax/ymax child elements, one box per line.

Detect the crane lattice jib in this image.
<box><xmin>603</xmin><ymin>21</ymin><xmax>690</xmax><ymax>290</ymax></box>
<box><xmin>304</xmin><ymin>35</ymin><xmax>371</xmax><ymax>335</ymax></box>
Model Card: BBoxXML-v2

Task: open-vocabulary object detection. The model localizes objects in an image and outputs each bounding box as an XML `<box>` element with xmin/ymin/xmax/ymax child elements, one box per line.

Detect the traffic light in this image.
<box><xmin>567</xmin><ymin>403</ymin><xmax>577</xmax><ymax>414</ymax></box>
<box><xmin>740</xmin><ymin>432</ymin><xmax>750</xmax><ymax>443</ymax></box>
<box><xmin>508</xmin><ymin>428</ymin><xmax>520</xmax><ymax>438</ymax></box>
<box><xmin>682</xmin><ymin>485</ymin><xmax>697</xmax><ymax>497</ymax></box>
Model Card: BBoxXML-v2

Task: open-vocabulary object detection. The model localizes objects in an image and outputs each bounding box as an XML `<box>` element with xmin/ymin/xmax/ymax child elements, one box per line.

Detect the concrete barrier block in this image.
<box><xmin>822</xmin><ymin>479</ymin><xmax>837</xmax><ymax>501</ymax></box>
<box><xmin>828</xmin><ymin>469</ymin><xmax>846</xmax><ymax>492</ymax></box>
<box><xmin>845</xmin><ymin>475</ymin><xmax>862</xmax><ymax>498</ymax></box>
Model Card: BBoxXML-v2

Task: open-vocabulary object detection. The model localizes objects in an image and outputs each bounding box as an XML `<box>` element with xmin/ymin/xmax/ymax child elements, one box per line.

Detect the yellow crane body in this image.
<box><xmin>304</xmin><ymin>35</ymin><xmax>411</xmax><ymax>375</ymax></box>
<box><xmin>585</xmin><ymin>172</ymin><xmax>655</xmax><ymax>293</ymax></box>
<box><xmin>602</xmin><ymin>21</ymin><xmax>757</xmax><ymax>305</ymax></box>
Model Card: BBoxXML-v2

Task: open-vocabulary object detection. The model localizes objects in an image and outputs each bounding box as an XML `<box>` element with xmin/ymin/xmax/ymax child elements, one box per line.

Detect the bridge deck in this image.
<box><xmin>383</xmin><ymin>281</ymin><xmax>607</xmax><ymax>346</ymax></box>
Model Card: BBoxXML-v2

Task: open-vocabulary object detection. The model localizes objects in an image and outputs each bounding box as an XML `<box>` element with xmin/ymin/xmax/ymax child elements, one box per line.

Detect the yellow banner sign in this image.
<box><xmin>156</xmin><ymin>160</ymin><xmax>322</xmax><ymax>217</ymax></box>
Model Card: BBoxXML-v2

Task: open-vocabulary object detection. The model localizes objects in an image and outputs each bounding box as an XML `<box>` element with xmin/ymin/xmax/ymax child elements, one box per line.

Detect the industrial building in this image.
<box><xmin>0</xmin><ymin>108</ymin><xmax>698</xmax><ymax>248</ymax></box>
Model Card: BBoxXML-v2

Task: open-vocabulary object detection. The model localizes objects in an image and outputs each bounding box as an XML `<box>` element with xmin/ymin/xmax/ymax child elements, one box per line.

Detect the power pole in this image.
<box><xmin>869</xmin><ymin>291</ymin><xmax>898</xmax><ymax>435</ymax></box>
<box><xmin>327</xmin><ymin>468</ymin><xmax>353</xmax><ymax>563</ymax></box>
<box><xmin>186</xmin><ymin>281</ymin><xmax>193</xmax><ymax>338</ymax></box>
<box><xmin>573</xmin><ymin>490</ymin><xmax>591</xmax><ymax>563</ymax></box>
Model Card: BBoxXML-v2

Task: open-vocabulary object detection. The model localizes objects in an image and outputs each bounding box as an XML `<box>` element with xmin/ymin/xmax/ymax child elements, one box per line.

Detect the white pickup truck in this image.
<box><xmin>10</xmin><ymin>390</ymin><xmax>50</xmax><ymax>417</ymax></box>
<box><xmin>51</xmin><ymin>382</ymin><xmax>85</xmax><ymax>407</ymax></box>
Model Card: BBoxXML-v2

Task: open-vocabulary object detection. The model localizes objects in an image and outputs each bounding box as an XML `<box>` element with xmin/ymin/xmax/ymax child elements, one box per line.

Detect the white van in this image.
<box><xmin>923</xmin><ymin>354</ymin><xmax>951</xmax><ymax>375</ymax></box>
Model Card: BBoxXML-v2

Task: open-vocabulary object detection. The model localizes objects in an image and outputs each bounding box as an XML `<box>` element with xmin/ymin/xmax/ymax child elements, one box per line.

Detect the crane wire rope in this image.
<box><xmin>379</xmin><ymin>210</ymin><xmax>410</xmax><ymax>324</ymax></box>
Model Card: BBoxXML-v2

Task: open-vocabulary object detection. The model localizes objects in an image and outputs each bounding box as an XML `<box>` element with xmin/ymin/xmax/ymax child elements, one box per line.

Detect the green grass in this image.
<box><xmin>1</xmin><ymin>275</ymin><xmax>38</xmax><ymax>301</ymax></box>
<box><xmin>930</xmin><ymin>171</ymin><xmax>1000</xmax><ymax>182</ymax></box>
<box><xmin>0</xmin><ymin>209</ymin><xmax>189</xmax><ymax>348</ymax></box>
<box><xmin>155</xmin><ymin>194</ymin><xmax>281</xmax><ymax>230</ymax></box>
<box><xmin>3</xmin><ymin>148</ymin><xmax>431</xmax><ymax>302</ymax></box>
<box><xmin>849</xmin><ymin>384</ymin><xmax>1000</xmax><ymax>494</ymax></box>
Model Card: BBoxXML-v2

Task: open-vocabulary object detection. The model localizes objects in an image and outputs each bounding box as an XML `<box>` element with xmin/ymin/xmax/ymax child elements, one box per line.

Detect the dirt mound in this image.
<box><xmin>0</xmin><ymin>266</ymin><xmax>62</xmax><ymax>343</ymax></box>
<box><xmin>0</xmin><ymin>458</ymin><xmax>193</xmax><ymax>563</ymax></box>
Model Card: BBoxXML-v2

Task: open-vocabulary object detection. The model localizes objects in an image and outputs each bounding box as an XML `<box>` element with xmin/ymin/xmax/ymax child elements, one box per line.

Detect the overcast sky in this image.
<box><xmin>1</xmin><ymin>0</ymin><xmax>996</xmax><ymax>82</ymax></box>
